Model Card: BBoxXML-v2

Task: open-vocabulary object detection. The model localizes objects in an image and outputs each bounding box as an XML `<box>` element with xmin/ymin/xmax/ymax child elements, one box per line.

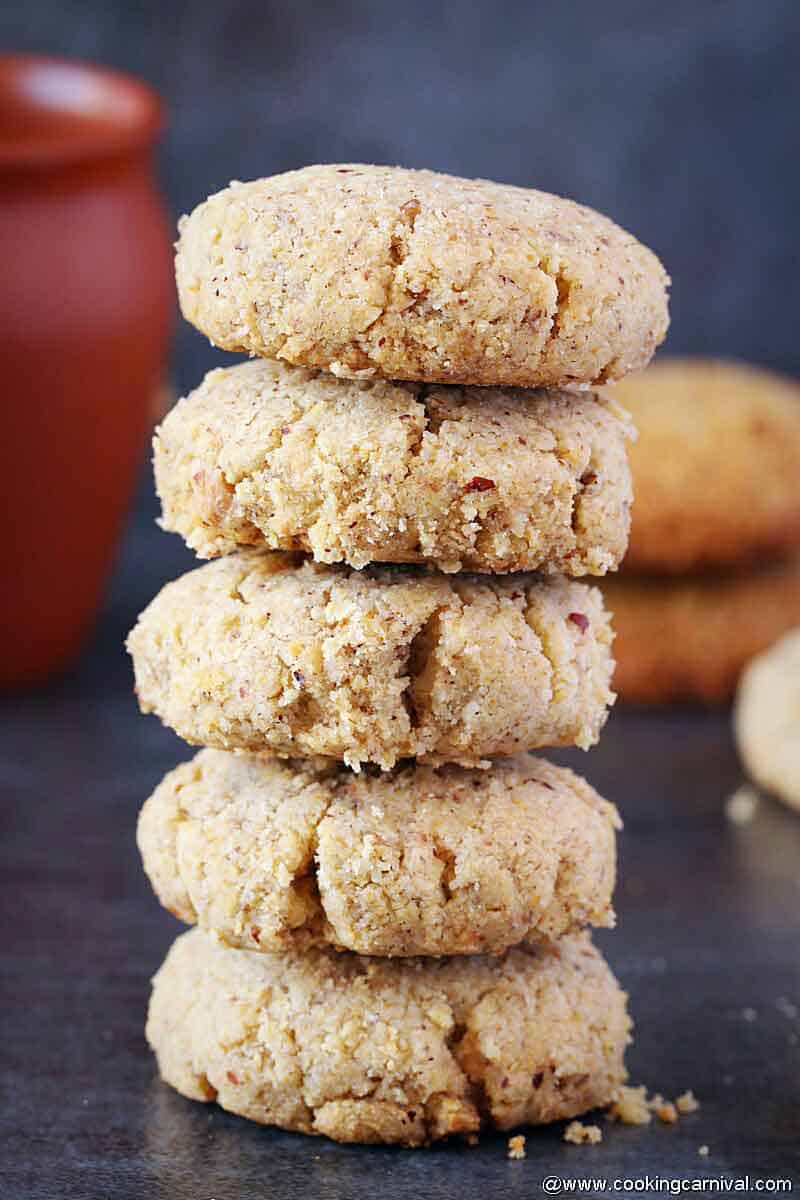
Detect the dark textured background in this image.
<box><xmin>2</xmin><ymin>3</ymin><xmax>800</xmax><ymax>1195</ymax></box>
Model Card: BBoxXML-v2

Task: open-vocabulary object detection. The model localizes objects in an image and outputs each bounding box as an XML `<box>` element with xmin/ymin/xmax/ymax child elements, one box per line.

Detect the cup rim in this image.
<box><xmin>0</xmin><ymin>53</ymin><xmax>163</xmax><ymax>169</ymax></box>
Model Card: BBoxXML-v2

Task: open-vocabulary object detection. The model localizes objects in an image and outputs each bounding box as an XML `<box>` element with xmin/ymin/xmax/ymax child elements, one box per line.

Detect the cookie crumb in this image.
<box><xmin>607</xmin><ymin>1084</ymin><xmax>652</xmax><ymax>1125</ymax></box>
<box><xmin>465</xmin><ymin>1133</ymin><xmax>479</xmax><ymax>1147</ymax></box>
<box><xmin>564</xmin><ymin>1120</ymin><xmax>602</xmax><ymax>1145</ymax></box>
<box><xmin>725</xmin><ymin>785</ymin><xmax>760</xmax><ymax>825</ymax></box>
<box><xmin>507</xmin><ymin>1134</ymin><xmax>526</xmax><ymax>1160</ymax></box>
<box><xmin>741</xmin><ymin>1006</ymin><xmax>758</xmax><ymax>1022</ymax></box>
<box><xmin>699</xmin><ymin>1145</ymin><xmax>710</xmax><ymax>1157</ymax></box>
<box><xmin>675</xmin><ymin>1090</ymin><xmax>700</xmax><ymax>1114</ymax></box>
<box><xmin>608</xmin><ymin>1084</ymin><xmax>698</xmax><ymax>1127</ymax></box>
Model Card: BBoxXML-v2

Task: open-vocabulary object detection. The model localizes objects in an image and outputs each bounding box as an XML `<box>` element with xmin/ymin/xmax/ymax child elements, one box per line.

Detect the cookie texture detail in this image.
<box><xmin>138</xmin><ymin>750</ymin><xmax>620</xmax><ymax>956</ymax></box>
<box><xmin>154</xmin><ymin>359</ymin><xmax>634</xmax><ymax>575</ymax></box>
<box><xmin>128</xmin><ymin>551</ymin><xmax>615</xmax><ymax>768</ymax></box>
<box><xmin>147</xmin><ymin>928</ymin><xmax>631</xmax><ymax>1145</ymax></box>
<box><xmin>176</xmin><ymin>164</ymin><xmax>669</xmax><ymax>389</ymax></box>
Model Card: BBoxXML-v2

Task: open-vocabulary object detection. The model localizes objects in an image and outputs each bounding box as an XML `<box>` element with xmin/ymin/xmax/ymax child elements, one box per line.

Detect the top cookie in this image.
<box><xmin>612</xmin><ymin>358</ymin><xmax>800</xmax><ymax>573</ymax></box>
<box><xmin>176</xmin><ymin>164</ymin><xmax>669</xmax><ymax>389</ymax></box>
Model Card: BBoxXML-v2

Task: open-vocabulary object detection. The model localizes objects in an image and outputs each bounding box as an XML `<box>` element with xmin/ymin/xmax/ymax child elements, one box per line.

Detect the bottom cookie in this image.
<box><xmin>147</xmin><ymin>928</ymin><xmax>630</xmax><ymax>1146</ymax></box>
<box><xmin>735</xmin><ymin>629</ymin><xmax>800</xmax><ymax>812</ymax></box>
<box><xmin>603</xmin><ymin>555</ymin><xmax>800</xmax><ymax>704</ymax></box>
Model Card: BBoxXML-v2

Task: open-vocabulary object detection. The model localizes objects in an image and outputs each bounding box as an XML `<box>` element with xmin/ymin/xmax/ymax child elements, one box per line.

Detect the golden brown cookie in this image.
<box><xmin>128</xmin><ymin>551</ymin><xmax>615</xmax><ymax>768</ymax></box>
<box><xmin>611</xmin><ymin>358</ymin><xmax>800</xmax><ymax>573</ymax></box>
<box><xmin>735</xmin><ymin>628</ymin><xmax>800</xmax><ymax>811</ymax></box>
<box><xmin>176</xmin><ymin>164</ymin><xmax>669</xmax><ymax>389</ymax></box>
<box><xmin>147</xmin><ymin>928</ymin><xmax>630</xmax><ymax>1145</ymax></box>
<box><xmin>603</xmin><ymin>556</ymin><xmax>800</xmax><ymax>704</ymax></box>
<box><xmin>138</xmin><ymin>750</ymin><xmax>620</xmax><ymax>957</ymax></box>
<box><xmin>154</xmin><ymin>359</ymin><xmax>634</xmax><ymax>575</ymax></box>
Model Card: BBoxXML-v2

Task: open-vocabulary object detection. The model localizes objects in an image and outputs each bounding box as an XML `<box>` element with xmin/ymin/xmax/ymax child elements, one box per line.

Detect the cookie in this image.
<box><xmin>611</xmin><ymin>359</ymin><xmax>800</xmax><ymax>573</ymax></box>
<box><xmin>735</xmin><ymin>629</ymin><xmax>800</xmax><ymax>811</ymax></box>
<box><xmin>603</xmin><ymin>556</ymin><xmax>800</xmax><ymax>704</ymax></box>
<box><xmin>128</xmin><ymin>551</ymin><xmax>615</xmax><ymax>768</ymax></box>
<box><xmin>147</xmin><ymin>928</ymin><xmax>630</xmax><ymax>1145</ymax></box>
<box><xmin>139</xmin><ymin>749</ymin><xmax>620</xmax><ymax>957</ymax></box>
<box><xmin>176</xmin><ymin>164</ymin><xmax>669</xmax><ymax>389</ymax></box>
<box><xmin>154</xmin><ymin>359</ymin><xmax>634</xmax><ymax>575</ymax></box>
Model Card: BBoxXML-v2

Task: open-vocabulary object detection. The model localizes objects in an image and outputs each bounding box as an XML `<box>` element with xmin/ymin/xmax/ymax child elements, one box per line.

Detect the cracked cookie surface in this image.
<box><xmin>604</xmin><ymin>555</ymin><xmax>800</xmax><ymax>704</ymax></box>
<box><xmin>176</xmin><ymin>163</ymin><xmax>669</xmax><ymax>389</ymax></box>
<box><xmin>139</xmin><ymin>750</ymin><xmax>620</xmax><ymax>957</ymax></box>
<box><xmin>154</xmin><ymin>359</ymin><xmax>634</xmax><ymax>575</ymax></box>
<box><xmin>735</xmin><ymin>628</ymin><xmax>800</xmax><ymax>811</ymax></box>
<box><xmin>127</xmin><ymin>550</ymin><xmax>615</xmax><ymax>768</ymax></box>
<box><xmin>147</xmin><ymin>928</ymin><xmax>630</xmax><ymax>1145</ymax></box>
<box><xmin>612</xmin><ymin>358</ymin><xmax>800</xmax><ymax>573</ymax></box>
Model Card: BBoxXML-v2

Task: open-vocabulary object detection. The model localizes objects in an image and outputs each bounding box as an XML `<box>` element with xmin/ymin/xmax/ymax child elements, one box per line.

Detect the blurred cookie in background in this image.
<box><xmin>604</xmin><ymin>555</ymin><xmax>800</xmax><ymax>705</ymax></box>
<box><xmin>604</xmin><ymin>357</ymin><xmax>800</xmax><ymax>704</ymax></box>
<box><xmin>612</xmin><ymin>358</ymin><xmax>800</xmax><ymax>574</ymax></box>
<box><xmin>735</xmin><ymin>629</ymin><xmax>800</xmax><ymax>812</ymax></box>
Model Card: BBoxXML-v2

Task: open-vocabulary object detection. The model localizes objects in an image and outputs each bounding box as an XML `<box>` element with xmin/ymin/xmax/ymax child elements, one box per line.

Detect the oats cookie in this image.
<box><xmin>128</xmin><ymin>551</ymin><xmax>615</xmax><ymax>768</ymax></box>
<box><xmin>139</xmin><ymin>750</ymin><xmax>620</xmax><ymax>957</ymax></box>
<box><xmin>612</xmin><ymin>359</ymin><xmax>800</xmax><ymax>573</ymax></box>
<box><xmin>176</xmin><ymin>164</ymin><xmax>669</xmax><ymax>389</ymax></box>
<box><xmin>735</xmin><ymin>629</ymin><xmax>800</xmax><ymax>811</ymax></box>
<box><xmin>603</xmin><ymin>556</ymin><xmax>800</xmax><ymax>704</ymax></box>
<box><xmin>154</xmin><ymin>359</ymin><xmax>633</xmax><ymax>576</ymax></box>
<box><xmin>147</xmin><ymin>928</ymin><xmax>630</xmax><ymax>1145</ymax></box>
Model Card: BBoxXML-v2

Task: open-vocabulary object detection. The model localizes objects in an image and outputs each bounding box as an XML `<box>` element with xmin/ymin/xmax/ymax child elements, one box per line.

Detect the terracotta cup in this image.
<box><xmin>0</xmin><ymin>55</ymin><xmax>173</xmax><ymax>688</ymax></box>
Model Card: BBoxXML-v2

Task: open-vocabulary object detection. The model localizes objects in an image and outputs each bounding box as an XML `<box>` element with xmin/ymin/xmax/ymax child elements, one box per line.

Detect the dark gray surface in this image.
<box><xmin>3</xmin><ymin>0</ymin><xmax>799</xmax><ymax>392</ymax></box>
<box><xmin>2</xmin><ymin>509</ymin><xmax>800</xmax><ymax>1197</ymax></box>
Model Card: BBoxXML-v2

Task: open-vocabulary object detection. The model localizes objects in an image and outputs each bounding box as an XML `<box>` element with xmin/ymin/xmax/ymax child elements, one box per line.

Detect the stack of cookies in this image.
<box><xmin>127</xmin><ymin>165</ymin><xmax>669</xmax><ymax>1147</ymax></box>
<box><xmin>602</xmin><ymin>359</ymin><xmax>800</xmax><ymax>704</ymax></box>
